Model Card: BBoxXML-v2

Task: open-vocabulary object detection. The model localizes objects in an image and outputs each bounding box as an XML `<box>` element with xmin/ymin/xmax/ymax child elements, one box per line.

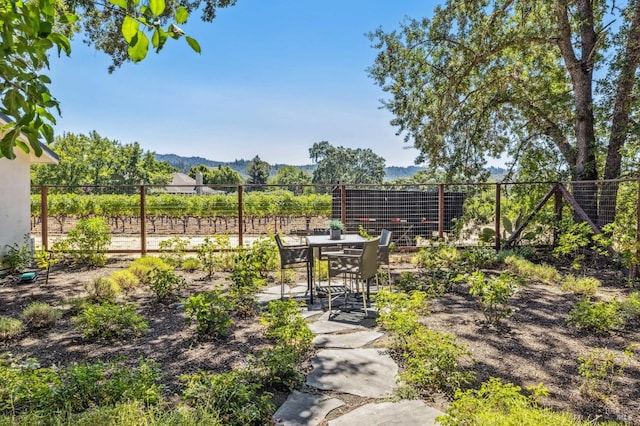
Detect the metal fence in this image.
<box><xmin>30</xmin><ymin>180</ymin><xmax>640</xmax><ymax>259</ymax></box>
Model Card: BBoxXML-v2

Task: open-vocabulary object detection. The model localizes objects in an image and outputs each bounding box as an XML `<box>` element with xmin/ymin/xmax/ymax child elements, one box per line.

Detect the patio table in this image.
<box><xmin>306</xmin><ymin>234</ymin><xmax>367</xmax><ymax>304</ymax></box>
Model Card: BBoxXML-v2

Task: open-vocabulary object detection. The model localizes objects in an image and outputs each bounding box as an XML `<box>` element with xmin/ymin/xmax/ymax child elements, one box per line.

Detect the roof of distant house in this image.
<box><xmin>166</xmin><ymin>173</ymin><xmax>222</xmax><ymax>194</ymax></box>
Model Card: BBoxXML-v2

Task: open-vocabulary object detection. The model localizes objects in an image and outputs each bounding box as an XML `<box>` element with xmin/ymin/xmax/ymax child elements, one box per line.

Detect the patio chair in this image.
<box><xmin>321</xmin><ymin>237</ymin><xmax>380</xmax><ymax>313</ymax></box>
<box><xmin>274</xmin><ymin>234</ymin><xmax>310</xmax><ymax>299</ymax></box>
<box><xmin>341</xmin><ymin>230</ymin><xmax>392</xmax><ymax>291</ymax></box>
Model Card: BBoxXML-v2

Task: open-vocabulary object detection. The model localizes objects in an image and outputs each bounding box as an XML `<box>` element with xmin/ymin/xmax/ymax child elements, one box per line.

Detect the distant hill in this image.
<box><xmin>156</xmin><ymin>153</ymin><xmax>505</xmax><ymax>181</ymax></box>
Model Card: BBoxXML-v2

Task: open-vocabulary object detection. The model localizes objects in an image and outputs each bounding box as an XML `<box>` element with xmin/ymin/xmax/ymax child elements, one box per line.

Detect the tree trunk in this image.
<box><xmin>555</xmin><ymin>0</ymin><xmax>599</xmax><ymax>221</ymax></box>
<box><xmin>598</xmin><ymin>0</ymin><xmax>640</xmax><ymax>228</ymax></box>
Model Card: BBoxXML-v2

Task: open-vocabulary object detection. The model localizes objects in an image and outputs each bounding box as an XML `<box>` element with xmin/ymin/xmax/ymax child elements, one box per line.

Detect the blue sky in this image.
<box><xmin>48</xmin><ymin>1</ymin><xmax>439</xmax><ymax>167</ymax></box>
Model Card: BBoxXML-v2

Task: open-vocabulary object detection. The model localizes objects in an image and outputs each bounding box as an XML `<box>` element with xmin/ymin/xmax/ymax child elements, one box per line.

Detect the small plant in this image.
<box><xmin>395</xmin><ymin>271</ymin><xmax>422</xmax><ymax>293</ymax></box>
<box><xmin>260</xmin><ymin>299</ymin><xmax>313</xmax><ymax>354</ymax></box>
<box><xmin>21</xmin><ymin>302</ymin><xmax>61</xmax><ymax>328</ymax></box>
<box><xmin>553</xmin><ymin>219</ymin><xmax>593</xmax><ymax>271</ymax></box>
<box><xmin>196</xmin><ymin>236</ymin><xmax>235</xmax><ymax>277</ymax></box>
<box><xmin>247</xmin><ymin>236</ymin><xmax>279</xmax><ymax>278</ymax></box>
<box><xmin>250</xmin><ymin>345</ymin><xmax>305</xmax><ymax>391</ymax></box>
<box><xmin>181</xmin><ymin>257</ymin><xmax>201</xmax><ymax>272</ymax></box>
<box><xmin>567</xmin><ymin>298</ymin><xmax>625</xmax><ymax>334</ymax></box>
<box><xmin>146</xmin><ymin>267</ymin><xmax>187</xmax><ymax>302</ymax></box>
<box><xmin>52</xmin><ymin>217</ymin><xmax>111</xmax><ymax>266</ymax></box>
<box><xmin>577</xmin><ymin>345</ymin><xmax>636</xmax><ymax>400</ymax></box>
<box><xmin>127</xmin><ymin>256</ymin><xmax>171</xmax><ymax>283</ymax></box>
<box><xmin>375</xmin><ymin>289</ymin><xmax>430</xmax><ymax>337</ymax></box>
<box><xmin>158</xmin><ymin>237</ymin><xmax>189</xmax><ymax>267</ymax></box>
<box><xmin>468</xmin><ymin>271</ymin><xmax>521</xmax><ymax>326</ymax></box>
<box><xmin>328</xmin><ymin>219</ymin><xmax>344</xmax><ymax>230</ymax></box>
<box><xmin>621</xmin><ymin>291</ymin><xmax>640</xmax><ymax>320</ymax></box>
<box><xmin>183</xmin><ymin>290</ymin><xmax>233</xmax><ymax>339</ymax></box>
<box><xmin>0</xmin><ymin>316</ymin><xmax>24</xmax><ymax>340</ymax></box>
<box><xmin>110</xmin><ymin>269</ymin><xmax>141</xmax><ymax>291</ymax></box>
<box><xmin>2</xmin><ymin>235</ymin><xmax>32</xmax><ymax>273</ymax></box>
<box><xmin>73</xmin><ymin>302</ymin><xmax>149</xmax><ymax>340</ymax></box>
<box><xmin>85</xmin><ymin>277</ymin><xmax>121</xmax><ymax>302</ymax></box>
<box><xmin>561</xmin><ymin>274</ymin><xmax>600</xmax><ymax>296</ymax></box>
<box><xmin>503</xmin><ymin>254</ymin><xmax>560</xmax><ymax>284</ymax></box>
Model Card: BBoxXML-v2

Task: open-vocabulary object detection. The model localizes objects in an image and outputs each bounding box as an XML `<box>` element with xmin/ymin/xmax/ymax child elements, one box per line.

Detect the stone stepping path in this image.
<box><xmin>259</xmin><ymin>284</ymin><xmax>444</xmax><ymax>425</ymax></box>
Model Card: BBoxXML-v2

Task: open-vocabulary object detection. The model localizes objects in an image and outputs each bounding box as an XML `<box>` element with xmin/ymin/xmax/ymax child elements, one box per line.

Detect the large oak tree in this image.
<box><xmin>368</xmin><ymin>0</ymin><xmax>640</xmax><ymax>226</ymax></box>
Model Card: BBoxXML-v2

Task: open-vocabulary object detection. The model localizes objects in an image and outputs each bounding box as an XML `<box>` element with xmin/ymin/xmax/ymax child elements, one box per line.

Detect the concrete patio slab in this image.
<box><xmin>306</xmin><ymin>348</ymin><xmax>398</xmax><ymax>398</ymax></box>
<box><xmin>327</xmin><ymin>400</ymin><xmax>444</xmax><ymax>426</ymax></box>
<box><xmin>273</xmin><ymin>391</ymin><xmax>344</xmax><ymax>426</ymax></box>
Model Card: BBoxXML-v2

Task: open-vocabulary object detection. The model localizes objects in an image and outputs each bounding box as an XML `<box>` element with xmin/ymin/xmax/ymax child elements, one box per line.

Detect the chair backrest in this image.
<box><xmin>274</xmin><ymin>233</ymin><xmax>285</xmax><ymax>250</ymax></box>
<box><xmin>360</xmin><ymin>237</ymin><xmax>380</xmax><ymax>281</ymax></box>
<box><xmin>380</xmin><ymin>229</ymin><xmax>392</xmax><ymax>247</ymax></box>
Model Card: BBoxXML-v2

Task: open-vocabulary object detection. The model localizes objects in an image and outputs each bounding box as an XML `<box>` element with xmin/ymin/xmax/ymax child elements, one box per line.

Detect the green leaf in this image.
<box><xmin>152</xmin><ymin>28</ymin><xmax>168</xmax><ymax>52</ymax></box>
<box><xmin>175</xmin><ymin>6</ymin><xmax>188</xmax><ymax>24</ymax></box>
<box><xmin>186</xmin><ymin>36</ymin><xmax>201</xmax><ymax>54</ymax></box>
<box><xmin>128</xmin><ymin>31</ymin><xmax>149</xmax><ymax>62</ymax></box>
<box><xmin>108</xmin><ymin>0</ymin><xmax>128</xmax><ymax>8</ymax></box>
<box><xmin>149</xmin><ymin>0</ymin><xmax>165</xmax><ymax>17</ymax></box>
<box><xmin>122</xmin><ymin>16</ymin><xmax>139</xmax><ymax>43</ymax></box>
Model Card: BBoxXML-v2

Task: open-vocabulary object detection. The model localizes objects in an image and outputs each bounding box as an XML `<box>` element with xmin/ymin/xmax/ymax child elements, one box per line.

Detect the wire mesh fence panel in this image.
<box><xmin>30</xmin><ymin>180</ymin><xmax>640</xmax><ymax>257</ymax></box>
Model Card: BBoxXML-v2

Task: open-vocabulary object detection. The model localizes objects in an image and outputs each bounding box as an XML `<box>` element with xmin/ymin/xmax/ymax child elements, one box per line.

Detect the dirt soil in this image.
<box><xmin>1</xmin><ymin>254</ymin><xmax>639</xmax><ymax>424</ymax></box>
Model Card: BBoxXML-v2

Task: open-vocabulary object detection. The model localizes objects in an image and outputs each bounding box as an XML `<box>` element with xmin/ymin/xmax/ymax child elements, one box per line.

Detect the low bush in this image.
<box><xmin>503</xmin><ymin>254</ymin><xmax>561</xmax><ymax>284</ymax></box>
<box><xmin>0</xmin><ymin>316</ymin><xmax>24</xmax><ymax>340</ymax></box>
<box><xmin>375</xmin><ymin>289</ymin><xmax>429</xmax><ymax>336</ymax></box>
<box><xmin>73</xmin><ymin>302</ymin><xmax>149</xmax><ymax>340</ymax></box>
<box><xmin>621</xmin><ymin>291</ymin><xmax>640</xmax><ymax>320</ymax></box>
<box><xmin>21</xmin><ymin>302</ymin><xmax>61</xmax><ymax>329</ymax></box>
<box><xmin>0</xmin><ymin>356</ymin><xmax>162</xmax><ymax>415</ymax></box>
<box><xmin>158</xmin><ymin>237</ymin><xmax>189</xmax><ymax>267</ymax></box>
<box><xmin>577</xmin><ymin>345</ymin><xmax>636</xmax><ymax>401</ymax></box>
<box><xmin>51</xmin><ymin>217</ymin><xmax>111</xmax><ymax>266</ymax></box>
<box><xmin>127</xmin><ymin>256</ymin><xmax>171</xmax><ymax>283</ymax></box>
<box><xmin>260</xmin><ymin>299</ymin><xmax>313</xmax><ymax>354</ymax></box>
<box><xmin>2</xmin><ymin>235</ymin><xmax>32</xmax><ymax>273</ymax></box>
<box><xmin>84</xmin><ymin>277</ymin><xmax>121</xmax><ymax>302</ymax></box>
<box><xmin>181</xmin><ymin>257</ymin><xmax>202</xmax><ymax>272</ymax></box>
<box><xmin>468</xmin><ymin>271</ymin><xmax>522</xmax><ymax>326</ymax></box>
<box><xmin>109</xmin><ymin>269</ymin><xmax>140</xmax><ymax>291</ymax></box>
<box><xmin>183</xmin><ymin>290</ymin><xmax>233</xmax><ymax>339</ymax></box>
<box><xmin>567</xmin><ymin>298</ymin><xmax>625</xmax><ymax>334</ymax></box>
<box><xmin>561</xmin><ymin>275</ymin><xmax>601</xmax><ymax>296</ymax></box>
<box><xmin>180</xmin><ymin>370</ymin><xmax>274</xmax><ymax>426</ymax></box>
<box><xmin>146</xmin><ymin>267</ymin><xmax>187</xmax><ymax>302</ymax></box>
<box><xmin>437</xmin><ymin>378</ymin><xmax>591</xmax><ymax>426</ymax></box>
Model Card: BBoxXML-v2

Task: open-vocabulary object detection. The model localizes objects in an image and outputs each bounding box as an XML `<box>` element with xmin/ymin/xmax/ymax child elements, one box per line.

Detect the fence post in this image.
<box><xmin>340</xmin><ymin>184</ymin><xmax>347</xmax><ymax>225</ymax></box>
<box><xmin>140</xmin><ymin>185</ymin><xmax>147</xmax><ymax>255</ymax></box>
<box><xmin>554</xmin><ymin>186</ymin><xmax>562</xmax><ymax>247</ymax></box>
<box><xmin>438</xmin><ymin>184</ymin><xmax>444</xmax><ymax>240</ymax></box>
<box><xmin>495</xmin><ymin>183</ymin><xmax>501</xmax><ymax>250</ymax></box>
<box><xmin>41</xmin><ymin>185</ymin><xmax>49</xmax><ymax>251</ymax></box>
<box><xmin>238</xmin><ymin>185</ymin><xmax>244</xmax><ymax>247</ymax></box>
<box><xmin>634</xmin><ymin>179</ymin><xmax>640</xmax><ymax>279</ymax></box>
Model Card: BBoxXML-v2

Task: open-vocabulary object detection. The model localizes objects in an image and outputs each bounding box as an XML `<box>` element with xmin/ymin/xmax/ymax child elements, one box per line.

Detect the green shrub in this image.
<box><xmin>468</xmin><ymin>271</ymin><xmax>522</xmax><ymax>326</ymax></box>
<box><xmin>577</xmin><ymin>346</ymin><xmax>636</xmax><ymax>401</ymax></box>
<box><xmin>128</xmin><ymin>256</ymin><xmax>170</xmax><ymax>283</ymax></box>
<box><xmin>84</xmin><ymin>277</ymin><xmax>121</xmax><ymax>302</ymax></box>
<box><xmin>21</xmin><ymin>302</ymin><xmax>61</xmax><ymax>329</ymax></box>
<box><xmin>250</xmin><ymin>345</ymin><xmax>305</xmax><ymax>391</ymax></box>
<box><xmin>459</xmin><ymin>247</ymin><xmax>500</xmax><ymax>270</ymax></box>
<box><xmin>110</xmin><ymin>269</ymin><xmax>141</xmax><ymax>291</ymax></box>
<box><xmin>183</xmin><ymin>290</ymin><xmax>233</xmax><ymax>339</ymax></box>
<box><xmin>247</xmin><ymin>237</ymin><xmax>279</xmax><ymax>278</ymax></box>
<box><xmin>2</xmin><ymin>235</ymin><xmax>32</xmax><ymax>273</ymax></box>
<box><xmin>0</xmin><ymin>316</ymin><xmax>24</xmax><ymax>340</ymax></box>
<box><xmin>181</xmin><ymin>257</ymin><xmax>202</xmax><ymax>272</ymax></box>
<box><xmin>621</xmin><ymin>291</ymin><xmax>640</xmax><ymax>320</ymax></box>
<box><xmin>394</xmin><ymin>271</ymin><xmax>422</xmax><ymax>293</ymax></box>
<box><xmin>196</xmin><ymin>236</ymin><xmax>235</xmax><ymax>277</ymax></box>
<box><xmin>561</xmin><ymin>275</ymin><xmax>600</xmax><ymax>296</ymax></box>
<box><xmin>437</xmin><ymin>378</ymin><xmax>589</xmax><ymax>426</ymax></box>
<box><xmin>567</xmin><ymin>298</ymin><xmax>625</xmax><ymax>334</ymax></box>
<box><xmin>375</xmin><ymin>289</ymin><xmax>429</xmax><ymax>337</ymax></box>
<box><xmin>181</xmin><ymin>370</ymin><xmax>274</xmax><ymax>426</ymax></box>
<box><xmin>399</xmin><ymin>325</ymin><xmax>475</xmax><ymax>395</ymax></box>
<box><xmin>158</xmin><ymin>237</ymin><xmax>189</xmax><ymax>267</ymax></box>
<box><xmin>52</xmin><ymin>217</ymin><xmax>111</xmax><ymax>266</ymax></box>
<box><xmin>73</xmin><ymin>302</ymin><xmax>148</xmax><ymax>340</ymax></box>
<box><xmin>146</xmin><ymin>267</ymin><xmax>187</xmax><ymax>302</ymax></box>
<box><xmin>0</xmin><ymin>356</ymin><xmax>162</xmax><ymax>415</ymax></box>
<box><xmin>503</xmin><ymin>254</ymin><xmax>560</xmax><ymax>284</ymax></box>
<box><xmin>260</xmin><ymin>299</ymin><xmax>313</xmax><ymax>353</ymax></box>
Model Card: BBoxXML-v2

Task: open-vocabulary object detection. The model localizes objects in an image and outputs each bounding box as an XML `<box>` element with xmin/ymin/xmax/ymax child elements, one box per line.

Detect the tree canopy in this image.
<box><xmin>309</xmin><ymin>141</ymin><xmax>386</xmax><ymax>185</ymax></box>
<box><xmin>368</xmin><ymin>0</ymin><xmax>640</xmax><ymax>224</ymax></box>
<box><xmin>30</xmin><ymin>131</ymin><xmax>175</xmax><ymax>190</ymax></box>
<box><xmin>0</xmin><ymin>0</ymin><xmax>236</xmax><ymax>159</ymax></box>
<box><xmin>188</xmin><ymin>164</ymin><xmax>243</xmax><ymax>186</ymax></box>
<box><xmin>245</xmin><ymin>155</ymin><xmax>270</xmax><ymax>185</ymax></box>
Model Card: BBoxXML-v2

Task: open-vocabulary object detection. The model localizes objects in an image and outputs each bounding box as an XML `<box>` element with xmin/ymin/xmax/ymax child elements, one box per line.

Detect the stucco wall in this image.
<box><xmin>0</xmin><ymin>151</ymin><xmax>31</xmax><ymax>254</ymax></box>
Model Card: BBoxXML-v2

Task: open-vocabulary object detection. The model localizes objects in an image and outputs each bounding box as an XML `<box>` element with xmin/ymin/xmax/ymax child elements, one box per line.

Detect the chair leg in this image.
<box><xmin>280</xmin><ymin>270</ymin><xmax>285</xmax><ymax>300</ymax></box>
